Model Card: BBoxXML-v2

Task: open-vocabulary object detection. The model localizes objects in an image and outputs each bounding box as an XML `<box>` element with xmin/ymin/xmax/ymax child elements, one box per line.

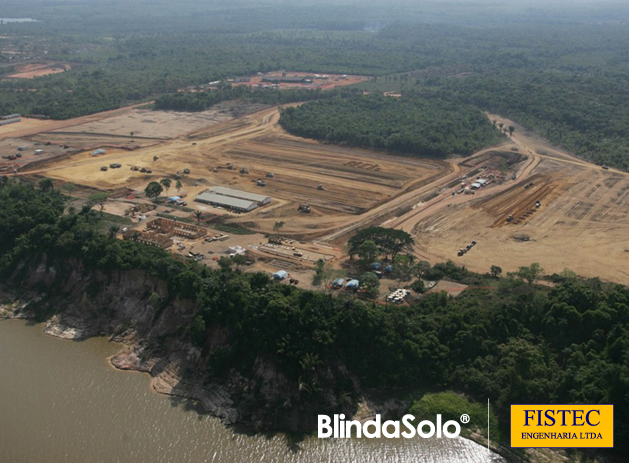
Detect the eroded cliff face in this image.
<box><xmin>0</xmin><ymin>258</ymin><xmax>390</xmax><ymax>433</ymax></box>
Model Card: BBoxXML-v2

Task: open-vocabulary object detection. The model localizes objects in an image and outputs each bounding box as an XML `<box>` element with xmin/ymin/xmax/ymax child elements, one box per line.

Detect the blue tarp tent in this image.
<box><xmin>332</xmin><ymin>278</ymin><xmax>345</xmax><ymax>287</ymax></box>
<box><xmin>370</xmin><ymin>262</ymin><xmax>382</xmax><ymax>270</ymax></box>
<box><xmin>273</xmin><ymin>270</ymin><xmax>288</xmax><ymax>280</ymax></box>
<box><xmin>167</xmin><ymin>196</ymin><xmax>181</xmax><ymax>202</ymax></box>
<box><xmin>384</xmin><ymin>265</ymin><xmax>393</xmax><ymax>273</ymax></box>
<box><xmin>91</xmin><ymin>149</ymin><xmax>107</xmax><ymax>156</ymax></box>
<box><xmin>345</xmin><ymin>279</ymin><xmax>360</xmax><ymax>288</ymax></box>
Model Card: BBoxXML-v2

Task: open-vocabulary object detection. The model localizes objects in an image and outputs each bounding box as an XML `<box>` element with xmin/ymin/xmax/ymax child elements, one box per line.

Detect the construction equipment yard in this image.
<box><xmin>5</xmin><ymin>103</ymin><xmax>629</xmax><ymax>285</ymax></box>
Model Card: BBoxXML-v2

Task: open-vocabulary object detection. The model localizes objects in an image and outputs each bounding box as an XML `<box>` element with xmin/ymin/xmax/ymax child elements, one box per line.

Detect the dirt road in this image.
<box><xmin>391</xmin><ymin>114</ymin><xmax>629</xmax><ymax>284</ymax></box>
<box><xmin>19</xmin><ymin>102</ymin><xmax>629</xmax><ymax>284</ymax></box>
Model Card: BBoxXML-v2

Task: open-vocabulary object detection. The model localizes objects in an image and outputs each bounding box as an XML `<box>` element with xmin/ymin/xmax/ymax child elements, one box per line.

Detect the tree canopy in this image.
<box><xmin>1</xmin><ymin>179</ymin><xmax>629</xmax><ymax>456</ymax></box>
<box><xmin>280</xmin><ymin>94</ymin><xmax>504</xmax><ymax>157</ymax></box>
<box><xmin>348</xmin><ymin>227</ymin><xmax>414</xmax><ymax>261</ymax></box>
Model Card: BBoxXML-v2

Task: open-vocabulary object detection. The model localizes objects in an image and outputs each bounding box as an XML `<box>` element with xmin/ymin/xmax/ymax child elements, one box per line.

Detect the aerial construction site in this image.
<box><xmin>3</xmin><ymin>101</ymin><xmax>629</xmax><ymax>286</ymax></box>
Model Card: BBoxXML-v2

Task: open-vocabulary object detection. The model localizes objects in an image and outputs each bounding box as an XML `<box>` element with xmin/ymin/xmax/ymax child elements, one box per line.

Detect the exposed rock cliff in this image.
<box><xmin>0</xmin><ymin>258</ymin><xmax>393</xmax><ymax>433</ymax></box>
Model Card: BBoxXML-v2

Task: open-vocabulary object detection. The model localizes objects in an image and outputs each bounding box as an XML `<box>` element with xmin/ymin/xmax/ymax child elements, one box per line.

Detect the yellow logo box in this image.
<box><xmin>511</xmin><ymin>405</ymin><xmax>614</xmax><ymax>448</ymax></box>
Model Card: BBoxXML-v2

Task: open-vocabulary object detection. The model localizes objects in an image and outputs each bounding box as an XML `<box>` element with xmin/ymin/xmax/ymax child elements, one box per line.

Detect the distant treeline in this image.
<box><xmin>153</xmin><ymin>86</ymin><xmax>353</xmax><ymax>112</ymax></box>
<box><xmin>279</xmin><ymin>94</ymin><xmax>504</xmax><ymax>157</ymax></box>
<box><xmin>432</xmin><ymin>71</ymin><xmax>629</xmax><ymax>169</ymax></box>
<box><xmin>1</xmin><ymin>5</ymin><xmax>629</xmax><ymax>168</ymax></box>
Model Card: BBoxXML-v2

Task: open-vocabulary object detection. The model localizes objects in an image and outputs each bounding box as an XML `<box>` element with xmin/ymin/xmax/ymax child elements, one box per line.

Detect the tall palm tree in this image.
<box><xmin>273</xmin><ymin>221</ymin><xmax>285</xmax><ymax>237</ymax></box>
<box><xmin>108</xmin><ymin>225</ymin><xmax>120</xmax><ymax>240</ymax></box>
<box><xmin>81</xmin><ymin>203</ymin><xmax>92</xmax><ymax>222</ymax></box>
<box><xmin>193</xmin><ymin>210</ymin><xmax>203</xmax><ymax>225</ymax></box>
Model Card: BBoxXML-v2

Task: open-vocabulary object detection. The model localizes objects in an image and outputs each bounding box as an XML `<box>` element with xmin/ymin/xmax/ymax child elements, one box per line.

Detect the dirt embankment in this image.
<box><xmin>0</xmin><ymin>257</ymin><xmax>378</xmax><ymax>433</ymax></box>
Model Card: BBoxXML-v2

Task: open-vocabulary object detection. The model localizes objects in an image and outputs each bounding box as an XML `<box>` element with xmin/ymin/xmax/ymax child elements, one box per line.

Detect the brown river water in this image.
<box><xmin>0</xmin><ymin>319</ymin><xmax>506</xmax><ymax>463</ymax></box>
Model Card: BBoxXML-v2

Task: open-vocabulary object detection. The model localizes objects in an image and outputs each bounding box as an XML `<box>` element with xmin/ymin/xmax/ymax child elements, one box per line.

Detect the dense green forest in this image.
<box><xmin>2</xmin><ymin>178</ymin><xmax>628</xmax><ymax>457</ymax></box>
<box><xmin>1</xmin><ymin>2</ymin><xmax>629</xmax><ymax>167</ymax></box>
<box><xmin>432</xmin><ymin>72</ymin><xmax>629</xmax><ymax>169</ymax></box>
<box><xmin>279</xmin><ymin>94</ymin><xmax>504</xmax><ymax>157</ymax></box>
<box><xmin>1</xmin><ymin>1</ymin><xmax>629</xmax><ymax>167</ymax></box>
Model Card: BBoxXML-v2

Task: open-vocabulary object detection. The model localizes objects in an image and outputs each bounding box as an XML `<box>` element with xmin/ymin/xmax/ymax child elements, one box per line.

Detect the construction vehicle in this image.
<box><xmin>298</xmin><ymin>203</ymin><xmax>311</xmax><ymax>213</ymax></box>
<box><xmin>507</xmin><ymin>215</ymin><xmax>514</xmax><ymax>222</ymax></box>
<box><xmin>183</xmin><ymin>168</ymin><xmax>190</xmax><ymax>175</ymax></box>
<box><xmin>256</xmin><ymin>180</ymin><xmax>266</xmax><ymax>187</ymax></box>
<box><xmin>317</xmin><ymin>184</ymin><xmax>325</xmax><ymax>191</ymax></box>
<box><xmin>153</xmin><ymin>156</ymin><xmax>159</xmax><ymax>161</ymax></box>
<box><xmin>110</xmin><ymin>163</ymin><xmax>122</xmax><ymax>169</ymax></box>
<box><xmin>266</xmin><ymin>172</ymin><xmax>275</xmax><ymax>178</ymax></box>
<box><xmin>240</xmin><ymin>167</ymin><xmax>249</xmax><ymax>174</ymax></box>
<box><xmin>535</xmin><ymin>201</ymin><xmax>541</xmax><ymax>208</ymax></box>
<box><xmin>100</xmin><ymin>166</ymin><xmax>108</xmax><ymax>171</ymax></box>
<box><xmin>602</xmin><ymin>165</ymin><xmax>609</xmax><ymax>170</ymax></box>
<box><xmin>130</xmin><ymin>166</ymin><xmax>139</xmax><ymax>171</ymax></box>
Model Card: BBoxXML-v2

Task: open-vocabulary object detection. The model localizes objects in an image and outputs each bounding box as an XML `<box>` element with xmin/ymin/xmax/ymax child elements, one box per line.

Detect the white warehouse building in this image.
<box><xmin>210</xmin><ymin>186</ymin><xmax>271</xmax><ymax>205</ymax></box>
<box><xmin>194</xmin><ymin>186</ymin><xmax>272</xmax><ymax>212</ymax></box>
<box><xmin>194</xmin><ymin>192</ymin><xmax>258</xmax><ymax>212</ymax></box>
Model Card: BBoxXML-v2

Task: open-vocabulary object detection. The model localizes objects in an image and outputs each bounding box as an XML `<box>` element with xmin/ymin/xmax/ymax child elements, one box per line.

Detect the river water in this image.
<box><xmin>0</xmin><ymin>319</ymin><xmax>506</xmax><ymax>463</ymax></box>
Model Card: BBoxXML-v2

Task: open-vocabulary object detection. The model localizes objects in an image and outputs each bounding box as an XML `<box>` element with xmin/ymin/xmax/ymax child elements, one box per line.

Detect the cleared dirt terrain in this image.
<box><xmin>394</xmin><ymin>114</ymin><xmax>629</xmax><ymax>284</ymax></box>
<box><xmin>23</xmin><ymin>101</ymin><xmax>271</xmax><ymax>151</ymax></box>
<box><xmin>230</xmin><ymin>71</ymin><xmax>372</xmax><ymax>90</ymax></box>
<box><xmin>13</xmin><ymin>102</ymin><xmax>629</xmax><ymax>285</ymax></box>
<box><xmin>5</xmin><ymin>62</ymin><xmax>70</xmax><ymax>79</ymax></box>
<box><xmin>27</xmin><ymin>106</ymin><xmax>448</xmax><ymax>232</ymax></box>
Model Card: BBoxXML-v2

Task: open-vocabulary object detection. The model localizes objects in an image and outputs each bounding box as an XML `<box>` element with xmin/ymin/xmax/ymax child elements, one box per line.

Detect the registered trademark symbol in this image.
<box><xmin>460</xmin><ymin>414</ymin><xmax>470</xmax><ymax>424</ymax></box>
